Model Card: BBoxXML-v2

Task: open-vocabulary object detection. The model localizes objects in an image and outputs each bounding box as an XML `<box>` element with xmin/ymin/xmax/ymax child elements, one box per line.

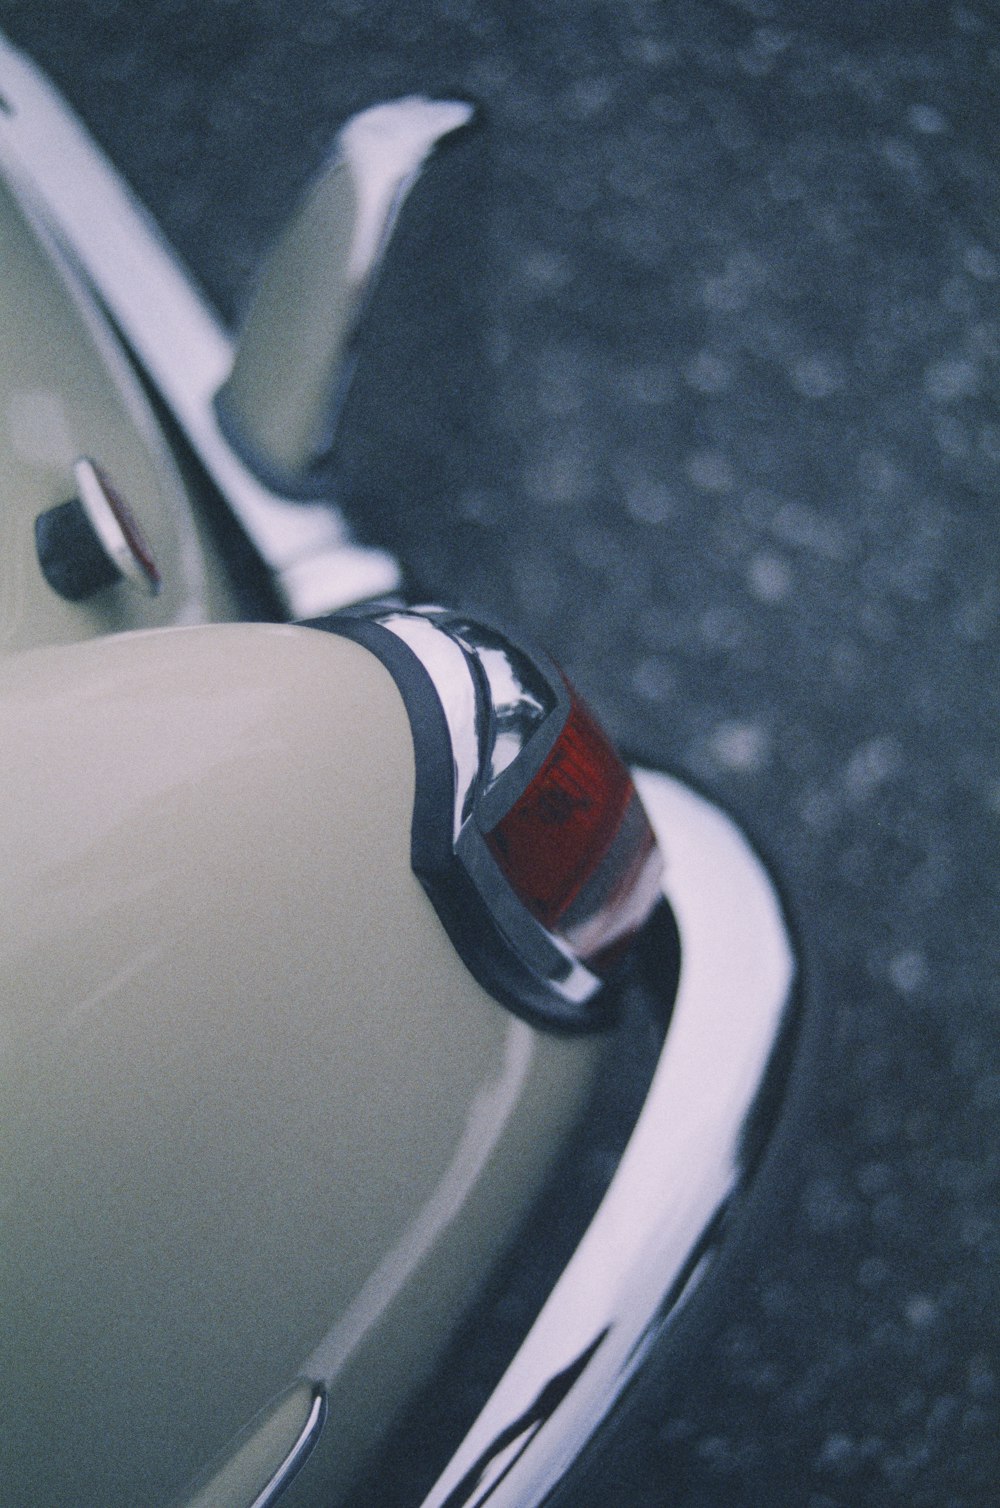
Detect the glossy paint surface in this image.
<box><xmin>0</xmin><ymin>624</ymin><xmax>601</xmax><ymax>1508</ymax></box>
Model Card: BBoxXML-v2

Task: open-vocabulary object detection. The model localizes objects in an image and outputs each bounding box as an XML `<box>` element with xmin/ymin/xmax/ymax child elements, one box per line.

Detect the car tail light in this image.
<box><xmin>319</xmin><ymin>607</ymin><xmax>664</xmax><ymax>1027</ymax></box>
<box><xmin>482</xmin><ymin>685</ymin><xmax>662</xmax><ymax>975</ymax></box>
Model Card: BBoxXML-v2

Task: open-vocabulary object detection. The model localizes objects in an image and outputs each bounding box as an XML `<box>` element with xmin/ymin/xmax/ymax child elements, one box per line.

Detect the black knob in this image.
<box><xmin>35</xmin><ymin>495</ymin><xmax>122</xmax><ymax>600</ymax></box>
<box><xmin>35</xmin><ymin>459</ymin><xmax>161</xmax><ymax>602</ymax></box>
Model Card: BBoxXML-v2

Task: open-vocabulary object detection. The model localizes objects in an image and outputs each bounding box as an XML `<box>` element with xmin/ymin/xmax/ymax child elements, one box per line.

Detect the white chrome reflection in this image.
<box><xmin>419</xmin><ymin>769</ymin><xmax>796</xmax><ymax>1508</ymax></box>
<box><xmin>471</xmin><ymin>644</ymin><xmax>549</xmax><ymax>783</ymax></box>
<box><xmin>0</xmin><ymin>35</ymin><xmax>441</xmax><ymax>618</ymax></box>
<box><xmin>379</xmin><ymin>612</ymin><xmax>482</xmax><ymax>840</ymax></box>
<box><xmin>250</xmin><ymin>1389</ymin><xmax>326</xmax><ymax>1508</ymax></box>
<box><xmin>436</xmin><ymin>618</ymin><xmax>554</xmax><ymax>785</ymax></box>
<box><xmin>340</xmin><ymin>97</ymin><xmax>473</xmax><ymax>285</ymax></box>
<box><xmin>216</xmin><ymin>96</ymin><xmax>473</xmax><ymax>482</ymax></box>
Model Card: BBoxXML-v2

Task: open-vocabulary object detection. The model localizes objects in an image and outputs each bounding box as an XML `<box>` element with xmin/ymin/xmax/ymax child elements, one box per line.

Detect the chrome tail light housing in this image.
<box><xmin>322</xmin><ymin>606</ymin><xmax>665</xmax><ymax>1028</ymax></box>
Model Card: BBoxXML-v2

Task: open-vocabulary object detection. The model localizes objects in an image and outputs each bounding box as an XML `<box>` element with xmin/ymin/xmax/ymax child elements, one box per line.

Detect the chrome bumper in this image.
<box><xmin>416</xmin><ymin>769</ymin><xmax>795</xmax><ymax>1508</ymax></box>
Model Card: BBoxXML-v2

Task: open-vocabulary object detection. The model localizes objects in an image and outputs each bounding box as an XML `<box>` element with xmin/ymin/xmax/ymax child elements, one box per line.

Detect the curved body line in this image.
<box><xmin>305</xmin><ymin>1019</ymin><xmax>534</xmax><ymax>1385</ymax></box>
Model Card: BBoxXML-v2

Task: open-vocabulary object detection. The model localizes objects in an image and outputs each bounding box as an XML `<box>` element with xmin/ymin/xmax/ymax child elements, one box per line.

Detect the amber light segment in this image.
<box><xmin>484</xmin><ymin>690</ymin><xmax>663</xmax><ymax>965</ymax></box>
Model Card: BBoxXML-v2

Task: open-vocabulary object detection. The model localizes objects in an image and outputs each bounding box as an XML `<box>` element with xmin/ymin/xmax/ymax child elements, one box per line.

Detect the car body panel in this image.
<box><xmin>0</xmin><ymin>623</ymin><xmax>603</xmax><ymax>1507</ymax></box>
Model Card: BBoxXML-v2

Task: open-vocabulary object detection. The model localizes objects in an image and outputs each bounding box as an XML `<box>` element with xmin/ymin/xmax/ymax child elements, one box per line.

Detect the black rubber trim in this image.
<box><xmin>307</xmin><ymin>613</ymin><xmax>617</xmax><ymax>1032</ymax></box>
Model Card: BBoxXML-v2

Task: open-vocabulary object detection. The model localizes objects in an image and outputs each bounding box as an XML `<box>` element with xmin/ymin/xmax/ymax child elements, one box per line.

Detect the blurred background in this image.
<box><xmin>2</xmin><ymin>3</ymin><xmax>995</xmax><ymax>1504</ymax></box>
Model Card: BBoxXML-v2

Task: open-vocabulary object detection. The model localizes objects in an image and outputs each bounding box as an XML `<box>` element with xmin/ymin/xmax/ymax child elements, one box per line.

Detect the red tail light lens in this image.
<box><xmin>484</xmin><ymin>686</ymin><xmax>662</xmax><ymax>974</ymax></box>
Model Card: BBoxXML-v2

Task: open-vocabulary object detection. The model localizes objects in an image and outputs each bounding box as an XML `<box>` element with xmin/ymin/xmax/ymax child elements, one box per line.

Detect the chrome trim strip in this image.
<box><xmin>0</xmin><ymin>34</ymin><xmax>414</xmax><ymax>618</ymax></box>
<box><xmin>248</xmin><ymin>1387</ymin><xmax>326</xmax><ymax>1508</ymax></box>
<box><xmin>418</xmin><ymin>769</ymin><xmax>796</xmax><ymax>1508</ymax></box>
<box><xmin>379</xmin><ymin>611</ymin><xmax>483</xmax><ymax>841</ymax></box>
<box><xmin>337</xmin><ymin>99</ymin><xmax>473</xmax><ymax>284</ymax></box>
<box><xmin>216</xmin><ymin>97</ymin><xmax>473</xmax><ymax>482</ymax></box>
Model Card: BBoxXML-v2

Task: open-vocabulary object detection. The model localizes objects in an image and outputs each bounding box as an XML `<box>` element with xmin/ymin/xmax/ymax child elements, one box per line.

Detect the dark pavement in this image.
<box><xmin>3</xmin><ymin>3</ymin><xmax>996</xmax><ymax>1504</ymax></box>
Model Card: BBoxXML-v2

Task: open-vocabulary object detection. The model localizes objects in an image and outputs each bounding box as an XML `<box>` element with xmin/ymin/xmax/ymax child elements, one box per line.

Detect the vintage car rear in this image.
<box><xmin>0</xmin><ymin>37</ymin><xmax>796</xmax><ymax>1508</ymax></box>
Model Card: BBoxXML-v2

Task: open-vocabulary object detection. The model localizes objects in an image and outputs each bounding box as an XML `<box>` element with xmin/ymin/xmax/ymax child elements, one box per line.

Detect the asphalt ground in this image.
<box><xmin>2</xmin><ymin>4</ymin><xmax>996</xmax><ymax>1505</ymax></box>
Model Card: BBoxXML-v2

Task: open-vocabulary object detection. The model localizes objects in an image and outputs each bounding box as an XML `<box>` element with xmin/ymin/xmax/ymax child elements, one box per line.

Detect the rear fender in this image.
<box><xmin>0</xmin><ymin>621</ymin><xmax>603</xmax><ymax>1508</ymax></box>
